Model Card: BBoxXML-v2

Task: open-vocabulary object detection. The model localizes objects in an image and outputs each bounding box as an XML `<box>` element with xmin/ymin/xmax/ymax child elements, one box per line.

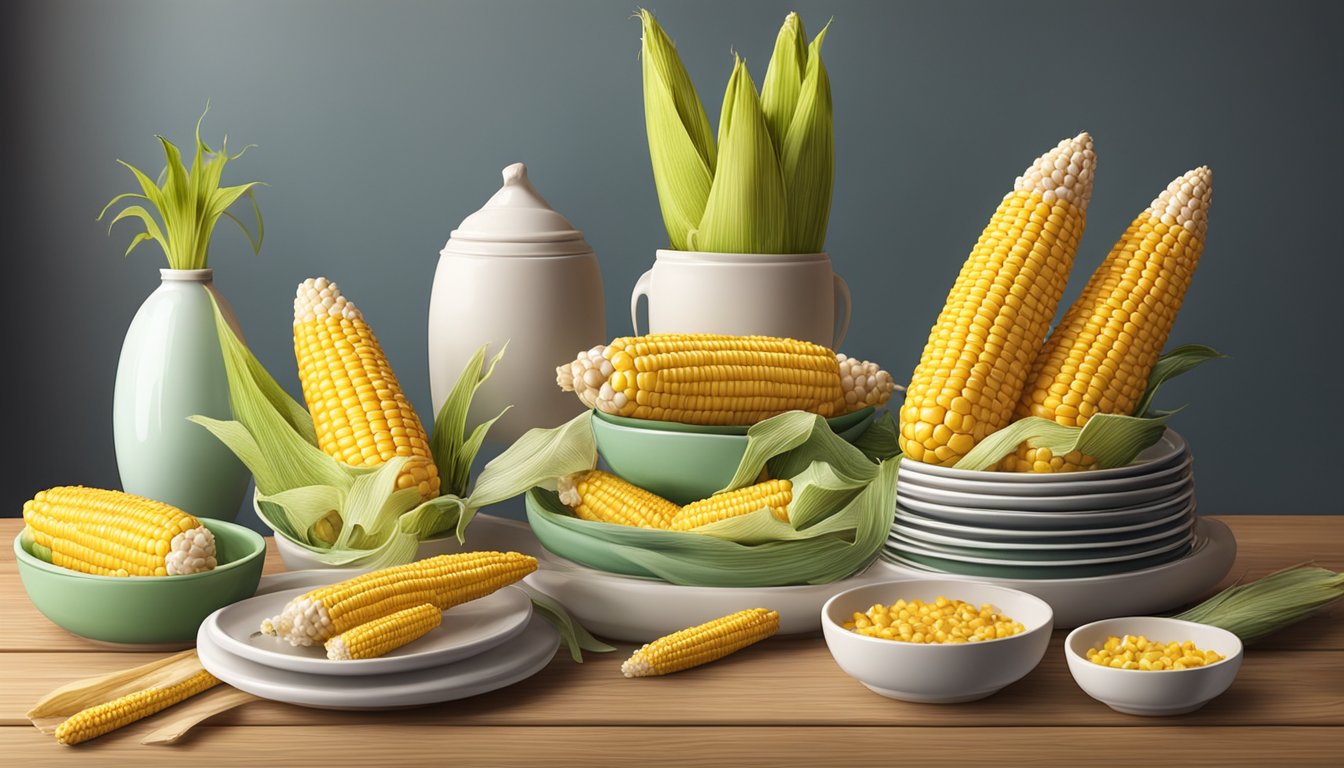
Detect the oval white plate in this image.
<box><xmin>898</xmin><ymin>455</ymin><xmax>1193</xmax><ymax>497</ymax></box>
<box><xmin>196</xmin><ymin>612</ymin><xmax>559</xmax><ymax>709</ymax></box>
<box><xmin>897</xmin><ymin>471</ymin><xmax>1193</xmax><ymax>512</ymax></box>
<box><xmin>892</xmin><ymin>505</ymin><xmax>1198</xmax><ymax>540</ymax></box>
<box><xmin>524</xmin><ymin>554</ymin><xmax>891</xmax><ymax>643</ymax></box>
<box><xmin>891</xmin><ymin>508</ymin><xmax>1195</xmax><ymax>551</ymax></box>
<box><xmin>898</xmin><ymin>430</ymin><xmax>1188</xmax><ymax>484</ymax></box>
<box><xmin>872</xmin><ymin>518</ymin><xmax>1235</xmax><ymax>628</ymax></box>
<box><xmin>897</xmin><ymin>485</ymin><xmax>1195</xmax><ymax>529</ymax></box>
<box><xmin>887</xmin><ymin>526</ymin><xmax>1194</xmax><ymax>567</ymax></box>
<box><xmin>204</xmin><ymin>585</ymin><xmax>533</xmax><ymax>676</ymax></box>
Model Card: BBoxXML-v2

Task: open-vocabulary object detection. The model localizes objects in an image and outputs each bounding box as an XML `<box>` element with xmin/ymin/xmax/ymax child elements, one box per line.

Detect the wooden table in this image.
<box><xmin>2</xmin><ymin>516</ymin><xmax>1341</xmax><ymax>766</ymax></box>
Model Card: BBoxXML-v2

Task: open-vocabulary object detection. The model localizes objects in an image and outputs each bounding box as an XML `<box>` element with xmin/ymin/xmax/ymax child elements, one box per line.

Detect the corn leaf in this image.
<box><xmin>696</xmin><ymin>56</ymin><xmax>788</xmax><ymax>254</ymax></box>
<box><xmin>468</xmin><ymin>411</ymin><xmax>598</xmax><ymax>510</ymax></box>
<box><xmin>1135</xmin><ymin>344</ymin><xmax>1227</xmax><ymax>418</ymax></box>
<box><xmin>781</xmin><ymin>22</ymin><xmax>833</xmax><ymax>253</ymax></box>
<box><xmin>761</xmin><ymin>12</ymin><xmax>808</xmax><ymax>159</ymax></box>
<box><xmin>430</xmin><ymin>344</ymin><xmax>507</xmax><ymax>497</ymax></box>
<box><xmin>519</xmin><ymin>584</ymin><xmax>617</xmax><ymax>661</ymax></box>
<box><xmin>721</xmin><ymin>410</ymin><xmax>822</xmax><ymax>490</ymax></box>
<box><xmin>335</xmin><ymin>457</ymin><xmax>423</xmax><ymax>550</ymax></box>
<box><xmin>640</xmin><ymin>9</ymin><xmax>715</xmax><ymax>250</ymax></box>
<box><xmin>1173</xmin><ymin>566</ymin><xmax>1344</xmax><ymax>644</ymax></box>
<box><xmin>953</xmin><ymin>412</ymin><xmax>1173</xmax><ymax>471</ymax></box>
<box><xmin>852</xmin><ymin>410</ymin><xmax>901</xmax><ymax>463</ymax></box>
<box><xmin>253</xmin><ymin>485</ymin><xmax>346</xmax><ymax>548</ymax></box>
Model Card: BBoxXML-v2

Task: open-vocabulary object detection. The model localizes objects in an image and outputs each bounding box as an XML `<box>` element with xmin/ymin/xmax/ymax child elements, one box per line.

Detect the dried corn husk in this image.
<box><xmin>1174</xmin><ymin>566</ymin><xmax>1344</xmax><ymax>644</ymax></box>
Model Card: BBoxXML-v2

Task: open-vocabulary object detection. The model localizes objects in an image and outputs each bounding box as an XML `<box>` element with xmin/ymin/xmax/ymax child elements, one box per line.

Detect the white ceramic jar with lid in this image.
<box><xmin>428</xmin><ymin>163</ymin><xmax>605</xmax><ymax>443</ymax></box>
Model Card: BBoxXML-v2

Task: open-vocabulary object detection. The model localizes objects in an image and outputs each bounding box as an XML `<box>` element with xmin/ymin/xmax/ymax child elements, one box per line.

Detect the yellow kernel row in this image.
<box><xmin>842</xmin><ymin>596</ymin><xmax>1025</xmax><ymax>644</ymax></box>
<box><xmin>1086</xmin><ymin>634</ymin><xmax>1225</xmax><ymax>671</ymax></box>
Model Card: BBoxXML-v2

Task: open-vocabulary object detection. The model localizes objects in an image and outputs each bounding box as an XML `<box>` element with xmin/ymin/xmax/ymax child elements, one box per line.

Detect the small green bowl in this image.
<box><xmin>14</xmin><ymin>518</ymin><xmax>265</xmax><ymax>645</ymax></box>
<box><xmin>591</xmin><ymin>407</ymin><xmax>875</xmax><ymax>504</ymax></box>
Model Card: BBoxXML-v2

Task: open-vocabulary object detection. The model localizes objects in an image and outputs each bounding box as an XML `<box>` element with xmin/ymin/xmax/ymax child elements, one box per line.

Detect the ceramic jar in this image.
<box><xmin>630</xmin><ymin>250</ymin><xmax>851</xmax><ymax>348</ymax></box>
<box><xmin>112</xmin><ymin>269</ymin><xmax>249</xmax><ymax>520</ymax></box>
<box><xmin>428</xmin><ymin>163</ymin><xmax>605</xmax><ymax>443</ymax></box>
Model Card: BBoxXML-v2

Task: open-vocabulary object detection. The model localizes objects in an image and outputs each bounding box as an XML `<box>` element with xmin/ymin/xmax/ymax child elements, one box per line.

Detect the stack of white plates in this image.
<box><xmin>885</xmin><ymin>430</ymin><xmax>1199</xmax><ymax>579</ymax></box>
<box><xmin>196</xmin><ymin>576</ymin><xmax>558</xmax><ymax>709</ymax></box>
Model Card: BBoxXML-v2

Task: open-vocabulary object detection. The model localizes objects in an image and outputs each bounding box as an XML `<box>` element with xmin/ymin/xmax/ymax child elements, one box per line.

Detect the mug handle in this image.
<box><xmin>630</xmin><ymin>268</ymin><xmax>653</xmax><ymax>336</ymax></box>
<box><xmin>832</xmin><ymin>273</ymin><xmax>852</xmax><ymax>348</ymax></box>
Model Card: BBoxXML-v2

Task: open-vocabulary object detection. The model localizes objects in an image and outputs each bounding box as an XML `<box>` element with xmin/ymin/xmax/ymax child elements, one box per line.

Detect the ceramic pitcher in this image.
<box><xmin>112</xmin><ymin>269</ymin><xmax>249</xmax><ymax>520</ymax></box>
<box><xmin>428</xmin><ymin>163</ymin><xmax>605</xmax><ymax>443</ymax></box>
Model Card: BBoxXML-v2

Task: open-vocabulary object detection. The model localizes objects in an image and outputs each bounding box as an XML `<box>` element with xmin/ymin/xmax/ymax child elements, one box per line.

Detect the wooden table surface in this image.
<box><xmin>2</xmin><ymin>516</ymin><xmax>1341</xmax><ymax>766</ymax></box>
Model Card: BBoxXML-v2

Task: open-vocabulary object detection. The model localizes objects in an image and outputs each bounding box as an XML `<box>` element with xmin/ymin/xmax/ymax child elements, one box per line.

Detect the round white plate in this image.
<box><xmin>890</xmin><ymin>508</ymin><xmax>1195</xmax><ymax>551</ymax></box>
<box><xmin>894</xmin><ymin>503</ymin><xmax>1194</xmax><ymax>541</ymax></box>
<box><xmin>203</xmin><ymin>585</ymin><xmax>533</xmax><ymax>676</ymax></box>
<box><xmin>196</xmin><ymin>612</ymin><xmax>560</xmax><ymax>709</ymax></box>
<box><xmin>898</xmin><ymin>430</ymin><xmax>1189</xmax><ymax>484</ymax></box>
<box><xmin>898</xmin><ymin>454</ymin><xmax>1194</xmax><ymax>497</ymax></box>
<box><xmin>524</xmin><ymin>553</ymin><xmax>891</xmax><ymax>643</ymax></box>
<box><xmin>897</xmin><ymin>485</ymin><xmax>1196</xmax><ymax>529</ymax></box>
<box><xmin>896</xmin><ymin>470</ymin><xmax>1193</xmax><ymax>512</ymax></box>
<box><xmin>886</xmin><ymin>526</ymin><xmax>1194</xmax><ymax>567</ymax></box>
<box><xmin>872</xmin><ymin>518</ymin><xmax>1236</xmax><ymax>628</ymax></box>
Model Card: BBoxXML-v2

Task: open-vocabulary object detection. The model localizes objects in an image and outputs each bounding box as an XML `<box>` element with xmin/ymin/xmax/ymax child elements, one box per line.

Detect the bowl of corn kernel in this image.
<box><xmin>821</xmin><ymin>579</ymin><xmax>1053</xmax><ymax>703</ymax></box>
<box><xmin>1065</xmin><ymin>616</ymin><xmax>1243</xmax><ymax>715</ymax></box>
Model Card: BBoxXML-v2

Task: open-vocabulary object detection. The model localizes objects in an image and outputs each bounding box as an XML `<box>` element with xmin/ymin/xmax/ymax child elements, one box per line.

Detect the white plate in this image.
<box><xmin>894</xmin><ymin>503</ymin><xmax>1194</xmax><ymax>541</ymax></box>
<box><xmin>898</xmin><ymin>430</ymin><xmax>1189</xmax><ymax>484</ymax></box>
<box><xmin>872</xmin><ymin>518</ymin><xmax>1236</xmax><ymax>628</ymax></box>
<box><xmin>196</xmin><ymin>612</ymin><xmax>559</xmax><ymax>709</ymax></box>
<box><xmin>886</xmin><ymin>527</ymin><xmax>1194</xmax><ymax>567</ymax></box>
<box><xmin>524</xmin><ymin>553</ymin><xmax>892</xmax><ymax>643</ymax></box>
<box><xmin>203</xmin><ymin>585</ymin><xmax>533</xmax><ymax>676</ymax></box>
<box><xmin>898</xmin><ymin>455</ymin><xmax>1194</xmax><ymax>497</ymax></box>
<box><xmin>896</xmin><ymin>470</ymin><xmax>1193</xmax><ymax>512</ymax></box>
<box><xmin>897</xmin><ymin>485</ymin><xmax>1196</xmax><ymax>529</ymax></box>
<box><xmin>890</xmin><ymin>508</ymin><xmax>1195</xmax><ymax>551</ymax></box>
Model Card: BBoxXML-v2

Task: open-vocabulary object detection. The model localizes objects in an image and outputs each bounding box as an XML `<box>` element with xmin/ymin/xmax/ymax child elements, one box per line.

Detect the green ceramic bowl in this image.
<box><xmin>14</xmin><ymin>518</ymin><xmax>265</xmax><ymax>645</ymax></box>
<box><xmin>591</xmin><ymin>407</ymin><xmax>875</xmax><ymax>504</ymax></box>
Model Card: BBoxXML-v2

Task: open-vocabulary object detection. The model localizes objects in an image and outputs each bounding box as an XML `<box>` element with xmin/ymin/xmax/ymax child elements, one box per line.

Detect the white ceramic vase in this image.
<box><xmin>112</xmin><ymin>269</ymin><xmax>249</xmax><ymax>520</ymax></box>
<box><xmin>428</xmin><ymin>163</ymin><xmax>605</xmax><ymax>443</ymax></box>
<box><xmin>630</xmin><ymin>250</ymin><xmax>851</xmax><ymax>348</ymax></box>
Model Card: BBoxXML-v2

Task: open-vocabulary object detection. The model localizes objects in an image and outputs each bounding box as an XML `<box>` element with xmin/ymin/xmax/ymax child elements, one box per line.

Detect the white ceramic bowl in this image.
<box><xmin>1064</xmin><ymin>616</ymin><xmax>1243</xmax><ymax>715</ymax></box>
<box><xmin>821</xmin><ymin>579</ymin><xmax>1053</xmax><ymax>703</ymax></box>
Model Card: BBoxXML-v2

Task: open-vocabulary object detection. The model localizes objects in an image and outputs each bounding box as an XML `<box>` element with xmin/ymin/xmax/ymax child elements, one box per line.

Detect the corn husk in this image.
<box><xmin>99</xmin><ymin>105</ymin><xmax>263</xmax><ymax>269</ymax></box>
<box><xmin>1173</xmin><ymin>566</ymin><xmax>1344</xmax><ymax>644</ymax></box>
<box><xmin>780</xmin><ymin>21</ymin><xmax>833</xmax><ymax>253</ymax></box>
<box><xmin>760</xmin><ymin>12</ymin><xmax>807</xmax><ymax>157</ymax></box>
<box><xmin>953</xmin><ymin>345</ymin><xmax>1224</xmax><ymax>471</ymax></box>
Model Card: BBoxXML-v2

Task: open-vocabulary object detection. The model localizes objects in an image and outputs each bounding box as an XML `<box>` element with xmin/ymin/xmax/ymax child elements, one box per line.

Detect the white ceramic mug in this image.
<box><xmin>630</xmin><ymin>250</ymin><xmax>852</xmax><ymax>347</ymax></box>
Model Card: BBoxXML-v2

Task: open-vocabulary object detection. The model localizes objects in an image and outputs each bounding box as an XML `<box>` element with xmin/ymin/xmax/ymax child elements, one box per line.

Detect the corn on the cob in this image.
<box><xmin>557</xmin><ymin>470</ymin><xmax>680</xmax><ymax>529</ymax></box>
<box><xmin>557</xmin><ymin>334</ymin><xmax>894</xmax><ymax>426</ymax></box>
<box><xmin>621</xmin><ymin>608</ymin><xmax>780</xmax><ymax>677</ymax></box>
<box><xmin>324</xmin><ymin>603</ymin><xmax>443</xmax><ymax>660</ymax></box>
<box><xmin>21</xmin><ymin>486</ymin><xmax>216</xmax><ymax>577</ymax></box>
<box><xmin>1001</xmin><ymin>167</ymin><xmax>1212</xmax><ymax>473</ymax></box>
<box><xmin>668</xmin><ymin>478</ymin><xmax>793</xmax><ymax>530</ymax></box>
<box><xmin>53</xmin><ymin>669</ymin><xmax>219</xmax><ymax>745</ymax></box>
<box><xmin>260</xmin><ymin>551</ymin><xmax>536</xmax><ymax>646</ymax></box>
<box><xmin>899</xmin><ymin>134</ymin><xmax>1096</xmax><ymax>466</ymax></box>
<box><xmin>293</xmin><ymin>277</ymin><xmax>439</xmax><ymax>498</ymax></box>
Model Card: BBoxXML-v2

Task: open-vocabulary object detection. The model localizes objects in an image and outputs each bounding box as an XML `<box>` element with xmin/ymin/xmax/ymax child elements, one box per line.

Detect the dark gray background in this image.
<box><xmin>5</xmin><ymin>0</ymin><xmax>1342</xmax><ymax>529</ymax></box>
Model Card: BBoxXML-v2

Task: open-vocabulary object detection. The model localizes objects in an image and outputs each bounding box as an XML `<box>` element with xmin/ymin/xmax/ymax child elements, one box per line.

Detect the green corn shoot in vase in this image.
<box><xmin>640</xmin><ymin>10</ymin><xmax>833</xmax><ymax>255</ymax></box>
<box><xmin>99</xmin><ymin>105</ymin><xmax>264</xmax><ymax>269</ymax></box>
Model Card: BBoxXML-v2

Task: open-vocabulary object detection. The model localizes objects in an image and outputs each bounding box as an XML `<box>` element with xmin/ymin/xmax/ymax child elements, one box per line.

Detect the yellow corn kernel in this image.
<box><xmin>845</xmin><ymin>596</ymin><xmax>1025</xmax><ymax>644</ymax></box>
<box><xmin>621</xmin><ymin>608</ymin><xmax>780</xmax><ymax>677</ymax></box>
<box><xmin>1086</xmin><ymin>634</ymin><xmax>1225</xmax><ymax>671</ymax></box>
<box><xmin>556</xmin><ymin>470</ymin><xmax>680</xmax><ymax>529</ymax></box>
<box><xmin>669</xmin><ymin>479</ymin><xmax>793</xmax><ymax>530</ymax></box>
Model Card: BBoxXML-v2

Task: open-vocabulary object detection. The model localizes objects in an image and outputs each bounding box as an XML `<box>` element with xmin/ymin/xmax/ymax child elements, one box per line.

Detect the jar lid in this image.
<box><xmin>447</xmin><ymin>164</ymin><xmax>591</xmax><ymax>253</ymax></box>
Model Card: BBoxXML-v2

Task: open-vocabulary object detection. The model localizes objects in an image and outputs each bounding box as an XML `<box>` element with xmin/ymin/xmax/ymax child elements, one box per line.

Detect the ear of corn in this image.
<box><xmin>53</xmin><ymin>669</ymin><xmax>219</xmax><ymax>746</ymax></box>
<box><xmin>760</xmin><ymin>12</ymin><xmax>807</xmax><ymax>157</ymax></box>
<box><xmin>669</xmin><ymin>479</ymin><xmax>793</xmax><ymax>530</ymax></box>
<box><xmin>557</xmin><ymin>470</ymin><xmax>680</xmax><ymax>529</ymax></box>
<box><xmin>556</xmin><ymin>333</ymin><xmax>894</xmax><ymax>426</ymax></box>
<box><xmin>899</xmin><ymin>133</ymin><xmax>1097</xmax><ymax>466</ymax></box>
<box><xmin>622</xmin><ymin>608</ymin><xmax>780</xmax><ymax>677</ymax></box>
<box><xmin>324</xmin><ymin>603</ymin><xmax>443</xmax><ymax>661</ymax></box>
<box><xmin>1001</xmin><ymin>167</ymin><xmax>1212</xmax><ymax>473</ymax></box>
<box><xmin>293</xmin><ymin>277</ymin><xmax>439</xmax><ymax>499</ymax></box>
<box><xmin>22</xmin><ymin>486</ymin><xmax>216</xmax><ymax>577</ymax></box>
<box><xmin>260</xmin><ymin>551</ymin><xmax>536</xmax><ymax>646</ymax></box>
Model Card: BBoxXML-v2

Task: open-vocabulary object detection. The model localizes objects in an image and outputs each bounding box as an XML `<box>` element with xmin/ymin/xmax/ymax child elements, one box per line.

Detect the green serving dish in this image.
<box><xmin>592</xmin><ymin>407</ymin><xmax>875</xmax><ymax>504</ymax></box>
<box><xmin>14</xmin><ymin>517</ymin><xmax>265</xmax><ymax>645</ymax></box>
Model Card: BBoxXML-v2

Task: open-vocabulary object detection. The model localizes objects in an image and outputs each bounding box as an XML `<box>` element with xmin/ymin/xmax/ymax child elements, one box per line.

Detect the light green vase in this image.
<box><xmin>112</xmin><ymin>269</ymin><xmax>248</xmax><ymax>520</ymax></box>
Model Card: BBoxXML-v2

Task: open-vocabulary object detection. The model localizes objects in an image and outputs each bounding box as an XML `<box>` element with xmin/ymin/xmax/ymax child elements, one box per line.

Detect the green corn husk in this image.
<box><xmin>1173</xmin><ymin>566</ymin><xmax>1344</xmax><ymax>644</ymax></box>
<box><xmin>760</xmin><ymin>12</ymin><xmax>807</xmax><ymax>157</ymax></box>
<box><xmin>780</xmin><ymin>21</ymin><xmax>833</xmax><ymax>253</ymax></box>
<box><xmin>694</xmin><ymin>56</ymin><xmax>788</xmax><ymax>254</ymax></box>
<box><xmin>953</xmin><ymin>345</ymin><xmax>1224</xmax><ymax>471</ymax></box>
<box><xmin>99</xmin><ymin>105</ymin><xmax>264</xmax><ymax>269</ymax></box>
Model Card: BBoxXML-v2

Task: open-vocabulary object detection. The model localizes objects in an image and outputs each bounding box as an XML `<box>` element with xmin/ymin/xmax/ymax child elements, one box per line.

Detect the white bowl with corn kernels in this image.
<box><xmin>1065</xmin><ymin>616</ymin><xmax>1243</xmax><ymax>716</ymax></box>
<box><xmin>821</xmin><ymin>579</ymin><xmax>1053</xmax><ymax>703</ymax></box>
